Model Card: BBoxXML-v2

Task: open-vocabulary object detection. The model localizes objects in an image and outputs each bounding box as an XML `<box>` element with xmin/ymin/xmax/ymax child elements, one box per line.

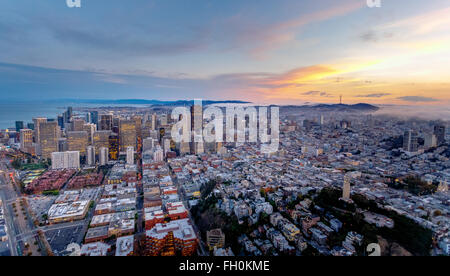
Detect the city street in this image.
<box><xmin>0</xmin><ymin>158</ymin><xmax>47</xmax><ymax>256</ymax></box>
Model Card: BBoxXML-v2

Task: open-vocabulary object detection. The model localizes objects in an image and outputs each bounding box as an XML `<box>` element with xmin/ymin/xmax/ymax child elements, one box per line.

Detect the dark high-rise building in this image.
<box><xmin>58</xmin><ymin>138</ymin><xmax>68</xmax><ymax>152</ymax></box>
<box><xmin>109</xmin><ymin>134</ymin><xmax>119</xmax><ymax>160</ymax></box>
<box><xmin>15</xmin><ymin>121</ymin><xmax>24</xmax><ymax>131</ymax></box>
<box><xmin>27</xmin><ymin>123</ymin><xmax>35</xmax><ymax>130</ymax></box>
<box><xmin>434</xmin><ymin>125</ymin><xmax>446</xmax><ymax>146</ymax></box>
<box><xmin>190</xmin><ymin>104</ymin><xmax>203</xmax><ymax>132</ymax></box>
<box><xmin>57</xmin><ymin>115</ymin><xmax>64</xmax><ymax>129</ymax></box>
<box><xmin>63</xmin><ymin>106</ymin><xmax>73</xmax><ymax>125</ymax></box>
<box><xmin>99</xmin><ymin>114</ymin><xmax>113</xmax><ymax>131</ymax></box>
<box><xmin>403</xmin><ymin>130</ymin><xmax>419</xmax><ymax>152</ymax></box>
<box><xmin>90</xmin><ymin>111</ymin><xmax>99</xmax><ymax>125</ymax></box>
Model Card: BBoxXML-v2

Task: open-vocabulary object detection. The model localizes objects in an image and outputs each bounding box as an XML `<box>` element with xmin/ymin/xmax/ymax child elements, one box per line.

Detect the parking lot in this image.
<box><xmin>28</xmin><ymin>196</ymin><xmax>56</xmax><ymax>224</ymax></box>
<box><xmin>45</xmin><ymin>224</ymin><xmax>85</xmax><ymax>255</ymax></box>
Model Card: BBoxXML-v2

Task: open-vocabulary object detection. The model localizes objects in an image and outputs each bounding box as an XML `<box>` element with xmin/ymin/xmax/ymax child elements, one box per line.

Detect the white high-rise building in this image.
<box><xmin>99</xmin><ymin>147</ymin><xmax>109</xmax><ymax>166</ymax></box>
<box><xmin>424</xmin><ymin>133</ymin><xmax>437</xmax><ymax>149</ymax></box>
<box><xmin>126</xmin><ymin>146</ymin><xmax>134</xmax><ymax>165</ymax></box>
<box><xmin>51</xmin><ymin>151</ymin><xmax>80</xmax><ymax>170</ymax></box>
<box><xmin>163</xmin><ymin>138</ymin><xmax>171</xmax><ymax>155</ymax></box>
<box><xmin>160</xmin><ymin>114</ymin><xmax>168</xmax><ymax>126</ymax></box>
<box><xmin>320</xmin><ymin>115</ymin><xmax>324</xmax><ymax>125</ymax></box>
<box><xmin>153</xmin><ymin>146</ymin><xmax>164</xmax><ymax>162</ymax></box>
<box><xmin>87</xmin><ymin>146</ymin><xmax>96</xmax><ymax>166</ymax></box>
<box><xmin>143</xmin><ymin>137</ymin><xmax>155</xmax><ymax>152</ymax></box>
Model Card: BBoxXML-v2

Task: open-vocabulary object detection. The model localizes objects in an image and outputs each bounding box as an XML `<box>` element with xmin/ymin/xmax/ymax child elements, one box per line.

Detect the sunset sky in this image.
<box><xmin>0</xmin><ymin>0</ymin><xmax>449</xmax><ymax>105</ymax></box>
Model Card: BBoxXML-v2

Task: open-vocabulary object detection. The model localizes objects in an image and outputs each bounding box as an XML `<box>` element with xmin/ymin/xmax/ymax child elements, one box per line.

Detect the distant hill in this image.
<box><xmin>280</xmin><ymin>103</ymin><xmax>379</xmax><ymax>112</ymax></box>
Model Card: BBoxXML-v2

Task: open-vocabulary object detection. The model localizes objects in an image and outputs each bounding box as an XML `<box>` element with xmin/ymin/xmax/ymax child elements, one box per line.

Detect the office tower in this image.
<box><xmin>143</xmin><ymin>137</ymin><xmax>155</xmax><ymax>152</ymax></box>
<box><xmin>133</xmin><ymin>116</ymin><xmax>142</xmax><ymax>139</ymax></box>
<box><xmin>90</xmin><ymin>111</ymin><xmax>99</xmax><ymax>125</ymax></box>
<box><xmin>142</xmin><ymin>120</ymin><xmax>153</xmax><ymax>139</ymax></box>
<box><xmin>342</xmin><ymin>175</ymin><xmax>351</xmax><ymax>200</ymax></box>
<box><xmin>99</xmin><ymin>114</ymin><xmax>113</xmax><ymax>131</ymax></box>
<box><xmin>20</xmin><ymin>129</ymin><xmax>33</xmax><ymax>153</ymax></box>
<box><xmin>83</xmin><ymin>123</ymin><xmax>96</xmax><ymax>144</ymax></box>
<box><xmin>190</xmin><ymin>104</ymin><xmax>203</xmax><ymax>133</ymax></box>
<box><xmin>319</xmin><ymin>115</ymin><xmax>324</xmax><ymax>126</ymax></box>
<box><xmin>194</xmin><ymin>142</ymin><xmax>204</xmax><ymax>155</ymax></box>
<box><xmin>27</xmin><ymin>123</ymin><xmax>35</xmax><ymax>130</ymax></box>
<box><xmin>180</xmin><ymin>142</ymin><xmax>190</xmax><ymax>155</ymax></box>
<box><xmin>434</xmin><ymin>125</ymin><xmax>446</xmax><ymax>146</ymax></box>
<box><xmin>163</xmin><ymin>138</ymin><xmax>171</xmax><ymax>155</ymax></box>
<box><xmin>51</xmin><ymin>151</ymin><xmax>80</xmax><ymax>170</ymax></box>
<box><xmin>93</xmin><ymin>130</ymin><xmax>111</xmax><ymax>154</ymax></box>
<box><xmin>126</xmin><ymin>146</ymin><xmax>135</xmax><ymax>165</ymax></box>
<box><xmin>159</xmin><ymin>114</ymin><xmax>168</xmax><ymax>126</ymax></box>
<box><xmin>39</xmin><ymin>121</ymin><xmax>59</xmax><ymax>159</ymax></box>
<box><xmin>133</xmin><ymin>115</ymin><xmax>143</xmax><ymax>154</ymax></box>
<box><xmin>58</xmin><ymin>138</ymin><xmax>68</xmax><ymax>152</ymax></box>
<box><xmin>99</xmin><ymin>147</ymin><xmax>109</xmax><ymax>166</ymax></box>
<box><xmin>151</xmin><ymin>113</ymin><xmax>157</xmax><ymax>130</ymax></box>
<box><xmin>57</xmin><ymin>115</ymin><xmax>64</xmax><ymax>129</ymax></box>
<box><xmin>33</xmin><ymin>117</ymin><xmax>47</xmax><ymax>144</ymax></box>
<box><xmin>153</xmin><ymin>146</ymin><xmax>164</xmax><ymax>162</ymax></box>
<box><xmin>63</xmin><ymin>107</ymin><xmax>73</xmax><ymax>124</ymax></box>
<box><xmin>403</xmin><ymin>130</ymin><xmax>419</xmax><ymax>152</ymax></box>
<box><xmin>424</xmin><ymin>133</ymin><xmax>437</xmax><ymax>149</ymax></box>
<box><xmin>87</xmin><ymin>146</ymin><xmax>96</xmax><ymax>166</ymax></box>
<box><xmin>67</xmin><ymin>131</ymin><xmax>89</xmax><ymax>157</ymax></box>
<box><xmin>112</xmin><ymin>117</ymin><xmax>120</xmax><ymax>133</ymax></box>
<box><xmin>119</xmin><ymin>119</ymin><xmax>137</xmax><ymax>152</ymax></box>
<box><xmin>72</xmin><ymin>119</ymin><xmax>86</xmax><ymax>132</ymax></box>
<box><xmin>85</xmin><ymin>113</ymin><xmax>92</xmax><ymax>124</ymax></box>
<box><xmin>67</xmin><ymin>107</ymin><xmax>73</xmax><ymax>119</ymax></box>
<box><xmin>15</xmin><ymin>121</ymin><xmax>24</xmax><ymax>131</ymax></box>
<box><xmin>62</xmin><ymin>107</ymin><xmax>73</xmax><ymax>130</ymax></box>
<box><xmin>109</xmin><ymin>134</ymin><xmax>119</xmax><ymax>160</ymax></box>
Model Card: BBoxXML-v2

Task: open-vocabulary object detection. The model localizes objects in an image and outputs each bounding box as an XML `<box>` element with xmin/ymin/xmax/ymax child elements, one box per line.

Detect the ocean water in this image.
<box><xmin>0</xmin><ymin>101</ymin><xmax>148</xmax><ymax>130</ymax></box>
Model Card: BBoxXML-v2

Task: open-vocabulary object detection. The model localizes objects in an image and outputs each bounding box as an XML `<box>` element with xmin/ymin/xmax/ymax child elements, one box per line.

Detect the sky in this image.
<box><xmin>0</xmin><ymin>0</ymin><xmax>450</xmax><ymax>106</ymax></box>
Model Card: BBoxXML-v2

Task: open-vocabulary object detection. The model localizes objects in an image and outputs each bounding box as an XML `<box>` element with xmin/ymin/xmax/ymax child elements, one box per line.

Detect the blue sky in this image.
<box><xmin>1</xmin><ymin>0</ymin><xmax>450</xmax><ymax>105</ymax></box>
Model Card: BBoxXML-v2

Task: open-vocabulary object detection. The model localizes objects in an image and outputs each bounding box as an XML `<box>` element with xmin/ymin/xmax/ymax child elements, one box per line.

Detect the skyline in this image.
<box><xmin>1</xmin><ymin>0</ymin><xmax>450</xmax><ymax>105</ymax></box>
